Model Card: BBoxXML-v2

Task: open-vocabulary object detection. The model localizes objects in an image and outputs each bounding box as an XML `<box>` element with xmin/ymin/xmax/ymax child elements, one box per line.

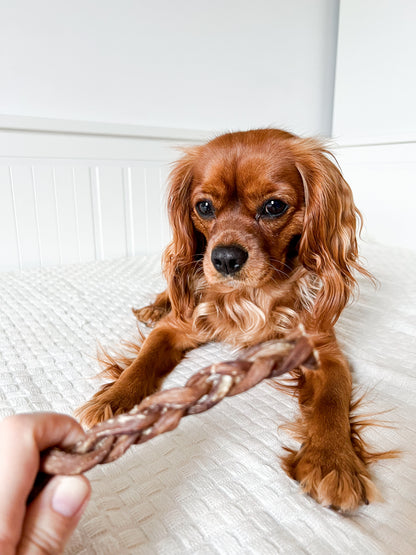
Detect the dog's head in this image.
<box><xmin>164</xmin><ymin>129</ymin><xmax>366</xmax><ymax>329</ymax></box>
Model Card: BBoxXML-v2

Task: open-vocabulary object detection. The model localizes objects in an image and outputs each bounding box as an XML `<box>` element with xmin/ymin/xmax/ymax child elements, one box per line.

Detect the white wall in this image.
<box><xmin>333</xmin><ymin>0</ymin><xmax>416</xmax><ymax>144</ymax></box>
<box><xmin>334</xmin><ymin>143</ymin><xmax>416</xmax><ymax>251</ymax></box>
<box><xmin>0</xmin><ymin>0</ymin><xmax>339</xmax><ymax>136</ymax></box>
<box><xmin>332</xmin><ymin>0</ymin><xmax>416</xmax><ymax>252</ymax></box>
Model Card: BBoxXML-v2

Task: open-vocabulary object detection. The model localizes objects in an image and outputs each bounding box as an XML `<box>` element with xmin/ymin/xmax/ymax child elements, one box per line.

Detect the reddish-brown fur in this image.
<box><xmin>77</xmin><ymin>129</ymin><xmax>386</xmax><ymax>511</ymax></box>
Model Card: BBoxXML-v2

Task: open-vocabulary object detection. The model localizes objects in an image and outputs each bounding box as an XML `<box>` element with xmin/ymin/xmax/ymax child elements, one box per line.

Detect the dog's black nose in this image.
<box><xmin>211</xmin><ymin>245</ymin><xmax>248</xmax><ymax>276</ymax></box>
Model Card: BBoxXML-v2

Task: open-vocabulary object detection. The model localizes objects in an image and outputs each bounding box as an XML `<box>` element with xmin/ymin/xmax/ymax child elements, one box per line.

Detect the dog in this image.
<box><xmin>77</xmin><ymin>128</ymin><xmax>382</xmax><ymax>511</ymax></box>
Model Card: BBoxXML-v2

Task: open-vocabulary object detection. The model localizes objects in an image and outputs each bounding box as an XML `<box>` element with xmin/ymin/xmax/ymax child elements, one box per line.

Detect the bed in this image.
<box><xmin>0</xmin><ymin>241</ymin><xmax>415</xmax><ymax>554</ymax></box>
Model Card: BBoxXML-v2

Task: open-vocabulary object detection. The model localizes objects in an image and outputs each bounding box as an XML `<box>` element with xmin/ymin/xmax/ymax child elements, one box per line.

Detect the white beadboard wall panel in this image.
<box><xmin>33</xmin><ymin>166</ymin><xmax>61</xmax><ymax>266</ymax></box>
<box><xmin>129</xmin><ymin>167</ymin><xmax>147</xmax><ymax>257</ymax></box>
<box><xmin>0</xmin><ymin>160</ymin><xmax>173</xmax><ymax>271</ymax></box>
<box><xmin>146</xmin><ymin>166</ymin><xmax>167</xmax><ymax>254</ymax></box>
<box><xmin>122</xmin><ymin>167</ymin><xmax>134</xmax><ymax>258</ymax></box>
<box><xmin>128</xmin><ymin>166</ymin><xmax>171</xmax><ymax>257</ymax></box>
<box><xmin>159</xmin><ymin>166</ymin><xmax>171</xmax><ymax>248</ymax></box>
<box><xmin>9</xmin><ymin>166</ymin><xmax>41</xmax><ymax>269</ymax></box>
<box><xmin>0</xmin><ymin>166</ymin><xmax>20</xmax><ymax>270</ymax></box>
<box><xmin>54</xmin><ymin>166</ymin><xmax>83</xmax><ymax>266</ymax></box>
<box><xmin>97</xmin><ymin>166</ymin><xmax>127</xmax><ymax>261</ymax></box>
<box><xmin>0</xmin><ymin>118</ymin><xmax>206</xmax><ymax>271</ymax></box>
<box><xmin>73</xmin><ymin>167</ymin><xmax>96</xmax><ymax>264</ymax></box>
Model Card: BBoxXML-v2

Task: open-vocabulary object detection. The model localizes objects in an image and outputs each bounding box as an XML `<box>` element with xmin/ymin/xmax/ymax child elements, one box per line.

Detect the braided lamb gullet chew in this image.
<box><xmin>40</xmin><ymin>334</ymin><xmax>317</xmax><ymax>478</ymax></box>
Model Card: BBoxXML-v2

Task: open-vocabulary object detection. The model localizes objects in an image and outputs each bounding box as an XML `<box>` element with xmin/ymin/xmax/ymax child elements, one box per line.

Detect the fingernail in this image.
<box><xmin>51</xmin><ymin>476</ymin><xmax>90</xmax><ymax>517</ymax></box>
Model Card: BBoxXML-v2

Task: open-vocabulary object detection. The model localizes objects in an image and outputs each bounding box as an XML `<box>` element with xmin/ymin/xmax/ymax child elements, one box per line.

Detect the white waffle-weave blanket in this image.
<box><xmin>0</xmin><ymin>243</ymin><xmax>415</xmax><ymax>554</ymax></box>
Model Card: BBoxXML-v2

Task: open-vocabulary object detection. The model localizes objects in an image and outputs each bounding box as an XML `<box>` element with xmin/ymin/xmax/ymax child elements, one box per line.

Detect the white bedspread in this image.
<box><xmin>0</xmin><ymin>243</ymin><xmax>415</xmax><ymax>554</ymax></box>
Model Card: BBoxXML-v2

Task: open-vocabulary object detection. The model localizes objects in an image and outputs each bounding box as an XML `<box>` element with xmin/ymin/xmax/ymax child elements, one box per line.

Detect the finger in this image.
<box><xmin>0</xmin><ymin>413</ymin><xmax>86</xmax><ymax>553</ymax></box>
<box><xmin>17</xmin><ymin>475</ymin><xmax>91</xmax><ymax>555</ymax></box>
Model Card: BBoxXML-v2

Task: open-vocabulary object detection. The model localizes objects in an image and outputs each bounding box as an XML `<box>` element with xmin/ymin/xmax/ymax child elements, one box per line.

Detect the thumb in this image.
<box><xmin>18</xmin><ymin>475</ymin><xmax>91</xmax><ymax>555</ymax></box>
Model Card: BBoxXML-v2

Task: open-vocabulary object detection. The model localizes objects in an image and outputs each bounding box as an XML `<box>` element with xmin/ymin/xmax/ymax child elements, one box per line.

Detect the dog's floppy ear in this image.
<box><xmin>162</xmin><ymin>146</ymin><xmax>203</xmax><ymax>319</ymax></box>
<box><xmin>292</xmin><ymin>138</ymin><xmax>370</xmax><ymax>329</ymax></box>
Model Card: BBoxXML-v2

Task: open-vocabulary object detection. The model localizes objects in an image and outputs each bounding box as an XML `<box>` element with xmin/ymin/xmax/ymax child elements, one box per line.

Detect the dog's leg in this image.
<box><xmin>76</xmin><ymin>320</ymin><xmax>197</xmax><ymax>427</ymax></box>
<box><xmin>133</xmin><ymin>290</ymin><xmax>171</xmax><ymax>326</ymax></box>
<box><xmin>282</xmin><ymin>331</ymin><xmax>378</xmax><ymax>511</ymax></box>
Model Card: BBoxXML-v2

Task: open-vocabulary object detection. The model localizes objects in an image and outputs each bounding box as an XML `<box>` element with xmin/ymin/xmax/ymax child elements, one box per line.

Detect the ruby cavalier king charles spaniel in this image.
<box><xmin>78</xmin><ymin>129</ymin><xmax>385</xmax><ymax>512</ymax></box>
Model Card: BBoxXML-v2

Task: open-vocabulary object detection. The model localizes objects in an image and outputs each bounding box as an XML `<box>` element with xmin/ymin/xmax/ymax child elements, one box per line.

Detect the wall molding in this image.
<box><xmin>0</xmin><ymin>116</ymin><xmax>209</xmax><ymax>163</ymax></box>
<box><xmin>332</xmin><ymin>135</ymin><xmax>416</xmax><ymax>149</ymax></box>
<box><xmin>0</xmin><ymin>114</ymin><xmax>212</xmax><ymax>142</ymax></box>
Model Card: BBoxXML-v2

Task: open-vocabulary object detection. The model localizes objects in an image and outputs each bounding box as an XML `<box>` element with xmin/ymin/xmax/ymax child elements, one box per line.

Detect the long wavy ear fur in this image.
<box><xmin>162</xmin><ymin>147</ymin><xmax>204</xmax><ymax>319</ymax></box>
<box><xmin>292</xmin><ymin>138</ymin><xmax>372</xmax><ymax>329</ymax></box>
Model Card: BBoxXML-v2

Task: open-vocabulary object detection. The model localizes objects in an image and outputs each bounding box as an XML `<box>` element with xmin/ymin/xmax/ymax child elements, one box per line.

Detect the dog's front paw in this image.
<box><xmin>75</xmin><ymin>382</ymin><xmax>147</xmax><ymax>428</ymax></box>
<box><xmin>132</xmin><ymin>304</ymin><xmax>167</xmax><ymax>327</ymax></box>
<box><xmin>283</xmin><ymin>441</ymin><xmax>379</xmax><ymax>512</ymax></box>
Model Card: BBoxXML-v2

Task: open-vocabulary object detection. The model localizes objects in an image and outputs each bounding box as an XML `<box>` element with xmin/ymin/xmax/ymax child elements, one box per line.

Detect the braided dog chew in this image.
<box><xmin>39</xmin><ymin>335</ymin><xmax>317</xmax><ymax>478</ymax></box>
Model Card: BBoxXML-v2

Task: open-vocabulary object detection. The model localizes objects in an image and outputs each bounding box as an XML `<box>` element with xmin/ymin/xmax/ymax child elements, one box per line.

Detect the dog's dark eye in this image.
<box><xmin>260</xmin><ymin>199</ymin><xmax>289</xmax><ymax>218</ymax></box>
<box><xmin>196</xmin><ymin>200</ymin><xmax>215</xmax><ymax>219</ymax></box>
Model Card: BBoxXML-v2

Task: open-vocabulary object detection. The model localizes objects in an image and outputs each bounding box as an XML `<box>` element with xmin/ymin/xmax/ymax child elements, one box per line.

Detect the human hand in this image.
<box><xmin>0</xmin><ymin>412</ymin><xmax>91</xmax><ymax>554</ymax></box>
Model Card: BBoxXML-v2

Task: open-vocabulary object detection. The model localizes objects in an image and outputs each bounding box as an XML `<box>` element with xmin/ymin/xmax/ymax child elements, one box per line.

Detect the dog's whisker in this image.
<box><xmin>269</xmin><ymin>257</ymin><xmax>294</xmax><ymax>274</ymax></box>
<box><xmin>265</xmin><ymin>261</ymin><xmax>291</xmax><ymax>280</ymax></box>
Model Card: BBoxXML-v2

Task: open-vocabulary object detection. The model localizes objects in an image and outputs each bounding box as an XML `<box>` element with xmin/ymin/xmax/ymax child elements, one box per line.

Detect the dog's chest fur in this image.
<box><xmin>192</xmin><ymin>282</ymin><xmax>301</xmax><ymax>347</ymax></box>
